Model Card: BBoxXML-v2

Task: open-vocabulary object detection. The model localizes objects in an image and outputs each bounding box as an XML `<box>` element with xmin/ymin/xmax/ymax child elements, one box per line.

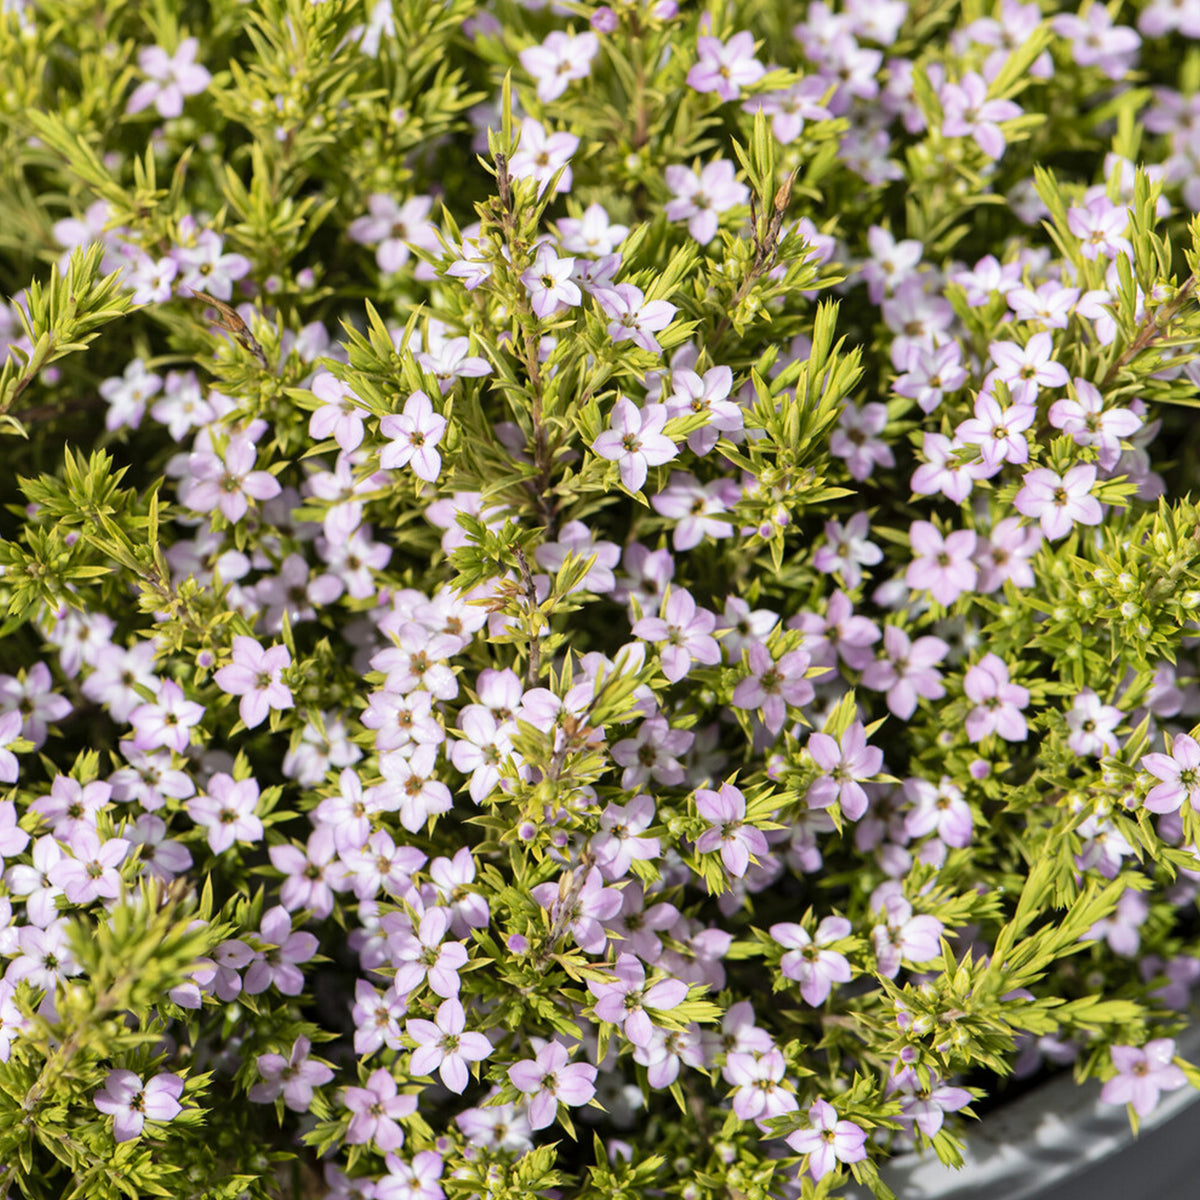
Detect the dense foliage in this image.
<box><xmin>2</xmin><ymin>1</ymin><xmax>1200</xmax><ymax>1198</ymax></box>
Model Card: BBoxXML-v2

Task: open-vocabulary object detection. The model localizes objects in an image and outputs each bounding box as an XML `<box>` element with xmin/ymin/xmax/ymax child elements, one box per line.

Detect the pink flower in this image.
<box><xmin>352</xmin><ymin>981</ymin><xmax>408</xmax><ymax>1056</ymax></box>
<box><xmin>893</xmin><ymin>340</ymin><xmax>967</xmax><ymax>414</ymax></box>
<box><xmin>694</xmin><ymin>783</ymin><xmax>768</xmax><ymax>878</ymax></box>
<box><xmin>244</xmin><ymin>906</ymin><xmax>318</xmax><ymax>995</ymax></box>
<box><xmin>594</xmin><ymin>284</ymin><xmax>677</xmax><ymax>354</ymax></box>
<box><xmin>509</xmin><ymin>118</ymin><xmax>579</xmax><ymax>196</ymax></box>
<box><xmin>1140</xmin><ymin>734</ymin><xmax>1200</xmax><ymax>814</ymax></box>
<box><xmin>790</xmin><ymin>590</ymin><xmax>879</xmax><ymax>672</ymax></box>
<box><xmin>213</xmin><ymin>636</ymin><xmax>293</xmax><ymax>729</ymax></box>
<box><xmin>592</xmin><ymin>794</ymin><xmax>660</xmax><ymax>881</ymax></box>
<box><xmin>387</xmin><ymin>907</ymin><xmax>469</xmax><ymax>998</ymax></box>
<box><xmin>248</xmin><ymin>1036</ymin><xmax>334</xmax><ymax>1112</ymax></box>
<box><xmin>751</xmin><ymin>79</ymin><xmax>832</xmax><ymax>144</ymax></box>
<box><xmin>1140</xmin><ymin>0</ymin><xmax>1200</xmax><ymax>36</ymax></box>
<box><xmin>507</xmin><ymin>1041</ymin><xmax>597</xmax><ymax>1130</ymax></box>
<box><xmin>1014</xmin><ymin>464</ymin><xmax>1103</xmax><ymax>541</ymax></box>
<box><xmin>1065</xmin><ymin>688</ymin><xmax>1123</xmax><ymax>757</ymax></box>
<box><xmin>687</xmin><ymin>32</ymin><xmax>765</xmax><ymax>101</ymax></box>
<box><xmin>173</xmin><ymin>232</ymin><xmax>250</xmax><ymax>302</ymax></box>
<box><xmin>127</xmin><ymin>37</ymin><xmax>211</xmax><ymax>118</ymax></box>
<box><xmin>905</xmin><ymin>521</ymin><xmax>978</xmax><ymax>607</ymax></box>
<box><xmin>0</xmin><ymin>706</ymin><xmax>22</xmax><ymax>785</ymax></box>
<box><xmin>664</xmin><ymin>160</ymin><xmax>749</xmax><ymax>244</ymax></box>
<box><xmin>407</xmin><ymin>998</ymin><xmax>492</xmax><ymax>1093</ymax></box>
<box><xmin>724</xmin><ymin>1046</ymin><xmax>797</xmax><ymax>1127</ymax></box>
<box><xmin>862</xmin><ymin>226</ymin><xmax>923</xmax><ymax>303</ymax></box>
<box><xmin>1101</xmin><ymin>1040</ymin><xmax>1188</xmax><ymax>1116</ymax></box>
<box><xmin>662</xmin><ymin>367</ymin><xmax>743</xmax><ymax>456</ymax></box>
<box><xmin>587</xmin><ymin>953</ymin><xmax>688</xmax><ymax>1046</ymax></box>
<box><xmin>130</xmin><ymin>680</ymin><xmax>206</xmax><ymax>754</ymax></box>
<box><xmin>1084</xmin><ymin>888</ymin><xmax>1149</xmax><ymax>957</ymax></box>
<box><xmin>903</xmin><ymin>776</ymin><xmax>973</xmax><ymax>848</ymax></box>
<box><xmin>611</xmin><ymin>715</ymin><xmax>692</xmax><ymax>789</ymax></box>
<box><xmin>862</xmin><ymin>625</ymin><xmax>949</xmax><ymax>721</ymax></box>
<box><xmin>955</xmin><ymin>394</ymin><xmax>1034</xmax><ymax>469</ymax></box>
<box><xmin>890</xmin><ymin>1066</ymin><xmax>972</xmax><ymax>1136</ymax></box>
<box><xmin>348</xmin><ymin>194</ymin><xmax>440</xmax><ymax>276</ymax></box>
<box><xmin>0</xmin><ymin>798</ymin><xmax>28</xmax><ymax>861</ymax></box>
<box><xmin>415</xmin><ymin>330</ymin><xmax>492</xmax><ymax>394</ymax></box>
<box><xmin>379</xmin><ymin>391</ymin><xmax>447</xmax><ymax>483</ymax></box>
<box><xmin>812</xmin><ymin>511</ymin><xmax>883</xmax><ymax>587</ymax></box>
<box><xmin>0</xmin><ymin>662</ymin><xmax>72</xmax><ymax>748</ymax></box>
<box><xmin>47</xmin><ymin>829</ymin><xmax>130</xmax><ymax>904</ymax></box>
<box><xmin>830</xmin><ymin>401</ymin><xmax>894</xmax><ymax>481</ymax></box>
<box><xmin>806</xmin><ymin>722</ymin><xmax>882</xmax><ymax>819</ymax></box>
<box><xmin>558</xmin><ymin>203</ymin><xmax>628</xmax><ymax>256</ymax></box>
<box><xmin>592</xmin><ymin>397</ymin><xmax>678</xmax><ymax>491</ymax></box>
<box><xmin>429</xmin><ymin>847</ymin><xmax>490</xmax><ymax>935</ymax></box>
<box><xmin>521</xmin><ymin>244</ymin><xmax>581</xmax><ymax>319</ymax></box>
<box><xmin>910</xmin><ymin>431</ymin><xmax>979</xmax><ymax>502</ymax></box>
<box><xmin>631</xmin><ymin>587</ymin><xmax>721</xmax><ymax>682</ymax></box>
<box><xmin>270</xmin><ymin>828</ymin><xmax>345</xmax><ymax>919</ymax></box>
<box><xmin>530</xmin><ymin>867</ymin><xmax>623</xmax><ymax>954</ymax></box>
<box><xmin>771</xmin><ymin>918</ymin><xmax>852</xmax><ymax>1006</ymax></box>
<box><xmin>964</xmin><ymin>654</ymin><xmax>1029</xmax><ymax>742</ymax></box>
<box><xmin>344</xmin><ymin>1068</ymin><xmax>418</xmax><ymax>1151</ymax></box>
<box><xmin>187</xmin><ymin>773</ymin><xmax>264</xmax><ymax>854</ymax></box>
<box><xmin>94</xmin><ymin>1070</ymin><xmax>184</xmax><ymax>1142</ymax></box>
<box><xmin>6</xmin><ymin>835</ymin><xmax>66</xmax><ymax>927</ymax></box>
<box><xmin>519</xmin><ymin>30</ymin><xmax>599</xmax><ymax>103</ymax></box>
<box><xmin>987</xmin><ymin>331</ymin><xmax>1069</xmax><ymax>403</ymax></box>
<box><xmin>379</xmin><ymin>1149</ymin><xmax>446</xmax><ymax>1200</ymax></box>
<box><xmin>181</xmin><ymin>434</ymin><xmax>282</xmax><ymax>523</ymax></box>
<box><xmin>378</xmin><ymin>744</ymin><xmax>454</xmax><ymax>832</ymax></box>
<box><xmin>786</xmin><ymin>1098</ymin><xmax>868</xmax><ymax>1179</ymax></box>
<box><xmin>0</xmin><ymin>981</ymin><xmax>29</xmax><ymax>1062</ymax></box>
<box><xmin>127</xmin><ymin>254</ymin><xmax>178</xmax><ymax>305</ymax></box>
<box><xmin>975</xmin><ymin>517</ymin><xmax>1042</xmax><ymax>592</ymax></box>
<box><xmin>1048</xmin><ymin>380</ymin><xmax>1142</xmax><ymax>471</ymax></box>
<box><xmin>29</xmin><ymin>775</ymin><xmax>112</xmax><ymax>841</ymax></box>
<box><xmin>534</xmin><ymin>520</ymin><xmax>622</xmax><ymax>593</ymax></box>
<box><xmin>1053</xmin><ymin>7</ymin><xmax>1141</xmax><ymax>79</ymax></box>
<box><xmin>732</xmin><ymin>643</ymin><xmax>814</xmax><ymax>734</ymax></box>
<box><xmin>1007</xmin><ymin>280</ymin><xmax>1080</xmax><ymax>329</ymax></box>
<box><xmin>100</xmin><ymin>358</ymin><xmax>161</xmax><ymax>431</ymax></box>
<box><xmin>309</xmin><ymin>372</ymin><xmax>367</xmax><ymax>451</ymax></box>
<box><xmin>940</xmin><ymin>71</ymin><xmax>1022</xmax><ymax>159</ymax></box>
<box><xmin>871</xmin><ymin>885</ymin><xmax>945</xmax><ymax>978</ymax></box>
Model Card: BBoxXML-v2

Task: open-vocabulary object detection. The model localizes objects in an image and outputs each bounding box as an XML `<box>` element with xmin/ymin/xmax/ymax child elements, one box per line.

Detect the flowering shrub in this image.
<box><xmin>4</xmin><ymin>1</ymin><xmax>1200</xmax><ymax>1198</ymax></box>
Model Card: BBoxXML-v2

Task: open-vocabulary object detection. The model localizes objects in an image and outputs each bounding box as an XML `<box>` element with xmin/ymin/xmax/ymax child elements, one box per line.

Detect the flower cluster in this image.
<box><xmin>1</xmin><ymin>2</ymin><xmax>1200</xmax><ymax>1200</ymax></box>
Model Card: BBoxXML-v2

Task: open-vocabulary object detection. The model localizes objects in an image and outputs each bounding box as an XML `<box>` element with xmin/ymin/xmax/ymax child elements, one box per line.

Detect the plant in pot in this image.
<box><xmin>1</xmin><ymin>1</ymin><xmax>1200</xmax><ymax>1199</ymax></box>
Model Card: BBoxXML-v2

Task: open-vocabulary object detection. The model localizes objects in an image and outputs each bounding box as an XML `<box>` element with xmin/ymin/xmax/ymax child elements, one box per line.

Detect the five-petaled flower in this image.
<box><xmin>507</xmin><ymin>1041</ymin><xmax>597</xmax><ymax>1130</ymax></box>
<box><xmin>407</xmin><ymin>998</ymin><xmax>493</xmax><ymax>1093</ymax></box>
<box><xmin>248</xmin><ymin>1036</ymin><xmax>334</xmax><ymax>1112</ymax></box>
<box><xmin>1141</xmin><ymin>734</ymin><xmax>1200</xmax><ymax>814</ymax></box>
<box><xmin>1100</xmin><ymin>1040</ymin><xmax>1188</xmax><ymax>1116</ymax></box>
<box><xmin>214</xmin><ymin>636</ymin><xmax>294</xmax><ymax>729</ymax></box>
<box><xmin>694</xmin><ymin>783</ymin><xmax>768</xmax><ymax>878</ymax></box>
<box><xmin>344</xmin><ymin>1068</ymin><xmax>418</xmax><ymax>1151</ymax></box>
<box><xmin>127</xmin><ymin>38</ymin><xmax>212</xmax><ymax>118</ymax></box>
<box><xmin>1014</xmin><ymin>464</ymin><xmax>1103</xmax><ymax>540</ymax></box>
<box><xmin>592</xmin><ymin>397</ymin><xmax>679</xmax><ymax>492</ymax></box>
<box><xmin>380</xmin><ymin>391</ymin><xmax>448</xmax><ymax>484</ymax></box>
<box><xmin>786</xmin><ymin>1098</ymin><xmax>868</xmax><ymax>1179</ymax></box>
<box><xmin>94</xmin><ymin>1070</ymin><xmax>184</xmax><ymax>1142</ymax></box>
<box><xmin>770</xmin><ymin>918</ymin><xmax>853</xmax><ymax>1007</ymax></box>
<box><xmin>587</xmin><ymin>953</ymin><xmax>689</xmax><ymax>1046</ymax></box>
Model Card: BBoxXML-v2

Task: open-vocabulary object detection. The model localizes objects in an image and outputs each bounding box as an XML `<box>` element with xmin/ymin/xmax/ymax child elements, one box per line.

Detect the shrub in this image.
<box><xmin>1</xmin><ymin>1</ymin><xmax>1200</xmax><ymax>1198</ymax></box>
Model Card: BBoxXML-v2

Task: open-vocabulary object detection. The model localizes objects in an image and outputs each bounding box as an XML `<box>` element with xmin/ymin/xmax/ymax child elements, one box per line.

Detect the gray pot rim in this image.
<box><xmin>841</xmin><ymin>1023</ymin><xmax>1200</xmax><ymax>1200</ymax></box>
